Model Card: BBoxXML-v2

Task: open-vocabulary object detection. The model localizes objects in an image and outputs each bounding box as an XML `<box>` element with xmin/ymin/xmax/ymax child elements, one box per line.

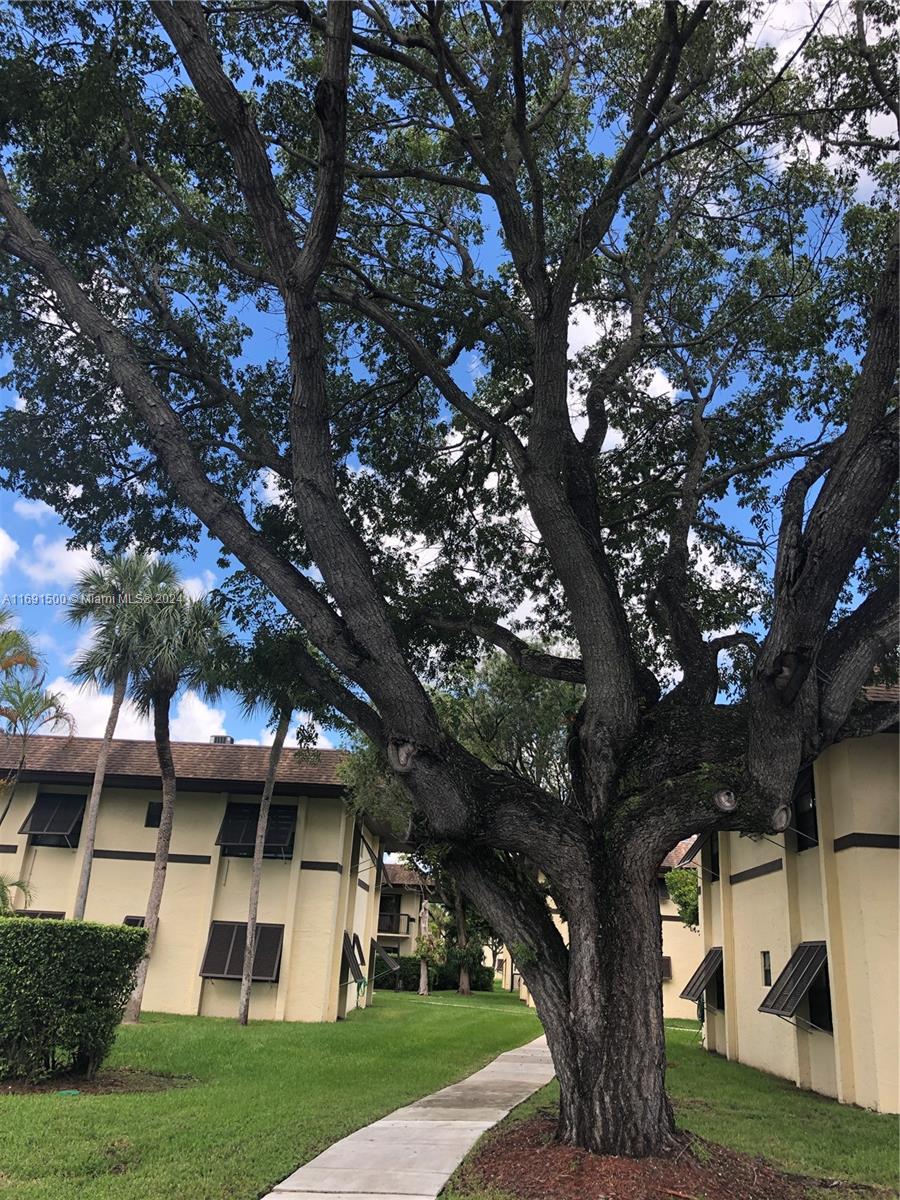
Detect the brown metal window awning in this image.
<box><xmin>200</xmin><ymin>921</ymin><xmax>284</xmax><ymax>982</ymax></box>
<box><xmin>123</xmin><ymin>915</ymin><xmax>145</xmax><ymax>927</ymax></box>
<box><xmin>19</xmin><ymin>794</ymin><xmax>86</xmax><ymax>847</ymax></box>
<box><xmin>20</xmin><ymin>910</ymin><xmax>65</xmax><ymax>919</ymax></box>
<box><xmin>371</xmin><ymin>939</ymin><xmax>400</xmax><ymax>975</ymax></box>
<box><xmin>661</xmin><ymin>955</ymin><xmax>672</xmax><ymax>981</ymax></box>
<box><xmin>680</xmin><ymin>946</ymin><xmax>723</xmax><ymax>1002</ymax></box>
<box><xmin>759</xmin><ymin>941</ymin><xmax>827</xmax><ymax>1017</ymax></box>
<box><xmin>342</xmin><ymin>930</ymin><xmax>365</xmax><ymax>986</ymax></box>
<box><xmin>215</xmin><ymin>801</ymin><xmax>297</xmax><ymax>859</ymax></box>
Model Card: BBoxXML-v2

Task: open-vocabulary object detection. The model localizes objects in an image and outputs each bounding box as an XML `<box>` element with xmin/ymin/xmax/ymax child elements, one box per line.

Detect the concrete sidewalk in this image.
<box><xmin>268</xmin><ymin>1034</ymin><xmax>555</xmax><ymax>1199</ymax></box>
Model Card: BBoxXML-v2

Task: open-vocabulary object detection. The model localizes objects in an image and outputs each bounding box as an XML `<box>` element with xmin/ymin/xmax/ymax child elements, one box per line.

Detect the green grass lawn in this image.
<box><xmin>0</xmin><ymin>989</ymin><xmax>540</xmax><ymax>1200</ymax></box>
<box><xmin>446</xmin><ymin>1020</ymin><xmax>899</xmax><ymax>1200</ymax></box>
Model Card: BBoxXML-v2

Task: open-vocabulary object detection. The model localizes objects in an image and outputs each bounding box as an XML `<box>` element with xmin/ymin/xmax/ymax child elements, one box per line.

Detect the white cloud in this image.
<box><xmin>257</xmin><ymin>469</ymin><xmax>284</xmax><ymax>507</ymax></box>
<box><xmin>0</xmin><ymin>526</ymin><xmax>19</xmax><ymax>578</ymax></box>
<box><xmin>13</xmin><ymin>397</ymin><xmax>26</xmax><ymax>412</ymax></box>
<box><xmin>43</xmin><ymin>681</ymin><xmax>228</xmax><ymax>744</ymax></box>
<box><xmin>170</xmin><ymin>690</ymin><xmax>229</xmax><ymax>741</ymax></box>
<box><xmin>182</xmin><ymin>569</ymin><xmax>216</xmax><ymax>599</ymax></box>
<box><xmin>43</xmin><ymin>676</ymin><xmax>154</xmax><ymax>740</ymax></box>
<box><xmin>13</xmin><ymin>498</ymin><xmax>55</xmax><ymax>524</ymax></box>
<box><xmin>20</xmin><ymin>534</ymin><xmax>96</xmax><ymax>586</ymax></box>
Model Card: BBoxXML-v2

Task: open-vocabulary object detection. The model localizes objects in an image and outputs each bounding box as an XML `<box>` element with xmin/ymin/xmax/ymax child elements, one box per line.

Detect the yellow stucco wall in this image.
<box><xmin>696</xmin><ymin>734</ymin><xmax>898</xmax><ymax>1113</ymax></box>
<box><xmin>1</xmin><ymin>778</ymin><xmax>378</xmax><ymax>1024</ymax></box>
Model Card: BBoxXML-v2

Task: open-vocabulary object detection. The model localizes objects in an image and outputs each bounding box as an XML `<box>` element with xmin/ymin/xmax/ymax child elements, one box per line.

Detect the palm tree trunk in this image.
<box><xmin>0</xmin><ymin>748</ymin><xmax>27</xmax><ymax>832</ymax></box>
<box><xmin>73</xmin><ymin>675</ymin><xmax>127</xmax><ymax>920</ymax></box>
<box><xmin>238</xmin><ymin>707</ymin><xmax>291</xmax><ymax>1026</ymax></box>
<box><xmin>123</xmin><ymin>689</ymin><xmax>175</xmax><ymax>1024</ymax></box>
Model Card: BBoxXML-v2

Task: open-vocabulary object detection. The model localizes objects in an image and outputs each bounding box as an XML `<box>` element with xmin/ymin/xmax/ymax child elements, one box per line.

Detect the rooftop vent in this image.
<box><xmin>210</xmin><ymin>735</ymin><xmax>235</xmax><ymax>746</ymax></box>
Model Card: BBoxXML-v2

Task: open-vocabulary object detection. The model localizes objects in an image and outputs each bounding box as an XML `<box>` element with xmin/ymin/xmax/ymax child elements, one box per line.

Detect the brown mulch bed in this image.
<box><xmin>456</xmin><ymin>1112</ymin><xmax>887</xmax><ymax>1200</ymax></box>
<box><xmin>3</xmin><ymin>1067</ymin><xmax>194</xmax><ymax>1095</ymax></box>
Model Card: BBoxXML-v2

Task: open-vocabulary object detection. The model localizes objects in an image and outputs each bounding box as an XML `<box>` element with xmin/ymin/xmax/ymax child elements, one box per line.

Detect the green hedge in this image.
<box><xmin>395</xmin><ymin>955</ymin><xmax>493</xmax><ymax>992</ymax></box>
<box><xmin>0</xmin><ymin>918</ymin><xmax>147</xmax><ymax>1081</ymax></box>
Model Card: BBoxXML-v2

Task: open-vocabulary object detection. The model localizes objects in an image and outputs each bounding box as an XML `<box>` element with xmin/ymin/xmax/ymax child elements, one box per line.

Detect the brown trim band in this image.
<box><xmin>0</xmin><ymin>844</ymin><xmax>17</xmax><ymax>854</ymax></box>
<box><xmin>661</xmin><ymin>914</ymin><xmax>683</xmax><ymax>923</ymax></box>
<box><xmin>93</xmin><ymin>849</ymin><xmax>211</xmax><ymax>865</ymax></box>
<box><xmin>729</xmin><ymin>858</ymin><xmax>783</xmax><ymax>886</ymax></box>
<box><xmin>833</xmin><ymin>832</ymin><xmax>900</xmax><ymax>853</ymax></box>
<box><xmin>357</xmin><ymin>878</ymin><xmax>370</xmax><ymax>891</ymax></box>
<box><xmin>300</xmin><ymin>860</ymin><xmax>343</xmax><ymax>873</ymax></box>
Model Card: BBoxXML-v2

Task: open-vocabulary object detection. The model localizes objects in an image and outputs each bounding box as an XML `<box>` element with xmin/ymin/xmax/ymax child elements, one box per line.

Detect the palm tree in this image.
<box><xmin>122</xmin><ymin>593</ymin><xmax>224</xmax><ymax>1023</ymax></box>
<box><xmin>68</xmin><ymin>554</ymin><xmax>181</xmax><ymax>920</ymax></box>
<box><xmin>0</xmin><ymin>673</ymin><xmax>73</xmax><ymax>830</ymax></box>
<box><xmin>0</xmin><ymin>873</ymin><xmax>32</xmax><ymax>916</ymax></box>
<box><xmin>0</xmin><ymin>607</ymin><xmax>37</xmax><ymax>675</ymax></box>
<box><xmin>216</xmin><ymin>626</ymin><xmax>318</xmax><ymax>1025</ymax></box>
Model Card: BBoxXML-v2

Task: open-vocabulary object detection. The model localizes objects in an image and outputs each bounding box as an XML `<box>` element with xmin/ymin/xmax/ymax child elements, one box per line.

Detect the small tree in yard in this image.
<box><xmin>415</xmin><ymin>901</ymin><xmax>450</xmax><ymax>998</ymax></box>
<box><xmin>0</xmin><ymin>673</ymin><xmax>73</xmax><ymax>829</ymax></box>
<box><xmin>123</xmin><ymin>594</ymin><xmax>224</xmax><ymax>1023</ymax></box>
<box><xmin>68</xmin><ymin>554</ymin><xmax>181</xmax><ymax>920</ymax></box>
<box><xmin>0</xmin><ymin>1</ymin><xmax>896</xmax><ymax>1156</ymax></box>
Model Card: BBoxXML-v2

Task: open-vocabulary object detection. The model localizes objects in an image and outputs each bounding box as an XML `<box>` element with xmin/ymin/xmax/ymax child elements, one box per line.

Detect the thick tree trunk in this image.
<box><xmin>123</xmin><ymin>691</ymin><xmax>175</xmax><ymax>1024</ymax></box>
<box><xmin>73</xmin><ymin>675</ymin><xmax>126</xmax><ymax>921</ymax></box>
<box><xmin>540</xmin><ymin>867</ymin><xmax>675</xmax><ymax>1157</ymax></box>
<box><xmin>238</xmin><ymin>707</ymin><xmax>290</xmax><ymax>1026</ymax></box>
<box><xmin>454</xmin><ymin>890</ymin><xmax>471</xmax><ymax>996</ymax></box>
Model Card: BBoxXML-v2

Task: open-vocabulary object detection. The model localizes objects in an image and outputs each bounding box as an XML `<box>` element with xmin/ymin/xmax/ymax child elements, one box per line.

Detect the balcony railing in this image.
<box><xmin>377</xmin><ymin>911</ymin><xmax>413</xmax><ymax>935</ymax></box>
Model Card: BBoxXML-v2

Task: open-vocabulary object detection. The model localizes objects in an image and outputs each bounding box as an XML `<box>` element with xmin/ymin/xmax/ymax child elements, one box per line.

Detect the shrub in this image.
<box><xmin>394</xmin><ymin>955</ymin><xmax>493</xmax><ymax>992</ymax></box>
<box><xmin>665</xmin><ymin>867</ymin><xmax>700</xmax><ymax>929</ymax></box>
<box><xmin>0</xmin><ymin>918</ymin><xmax>147</xmax><ymax>1081</ymax></box>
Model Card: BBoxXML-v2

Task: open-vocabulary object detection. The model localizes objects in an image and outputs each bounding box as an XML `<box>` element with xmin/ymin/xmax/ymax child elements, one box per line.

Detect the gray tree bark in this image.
<box><xmin>238</xmin><ymin>707</ymin><xmax>291</xmax><ymax>1026</ymax></box>
<box><xmin>72</xmin><ymin>674</ymin><xmax>127</xmax><ymax>921</ymax></box>
<box><xmin>123</xmin><ymin>689</ymin><xmax>176</xmax><ymax>1024</ymax></box>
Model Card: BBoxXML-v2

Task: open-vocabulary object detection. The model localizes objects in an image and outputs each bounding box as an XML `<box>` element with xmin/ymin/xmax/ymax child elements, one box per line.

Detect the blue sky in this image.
<box><xmin>0</xmin><ymin>459</ymin><xmax>323</xmax><ymax>747</ymax></box>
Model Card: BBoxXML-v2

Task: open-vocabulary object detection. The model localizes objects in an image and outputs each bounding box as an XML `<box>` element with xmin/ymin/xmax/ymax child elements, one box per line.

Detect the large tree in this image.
<box><xmin>0</xmin><ymin>0</ymin><xmax>896</xmax><ymax>1155</ymax></box>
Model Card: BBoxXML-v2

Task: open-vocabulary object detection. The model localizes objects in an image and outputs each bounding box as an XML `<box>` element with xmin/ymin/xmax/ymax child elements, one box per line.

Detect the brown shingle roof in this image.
<box><xmin>862</xmin><ymin>683</ymin><xmax>900</xmax><ymax>704</ymax></box>
<box><xmin>383</xmin><ymin>862</ymin><xmax>428</xmax><ymax>889</ymax></box>
<box><xmin>661</xmin><ymin>838</ymin><xmax>697</xmax><ymax>872</ymax></box>
<box><xmin>0</xmin><ymin>734</ymin><xmax>348</xmax><ymax>795</ymax></box>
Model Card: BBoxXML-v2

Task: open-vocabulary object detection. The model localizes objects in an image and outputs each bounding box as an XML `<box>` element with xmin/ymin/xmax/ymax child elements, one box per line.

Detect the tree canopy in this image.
<box><xmin>0</xmin><ymin>0</ymin><xmax>896</xmax><ymax>1157</ymax></box>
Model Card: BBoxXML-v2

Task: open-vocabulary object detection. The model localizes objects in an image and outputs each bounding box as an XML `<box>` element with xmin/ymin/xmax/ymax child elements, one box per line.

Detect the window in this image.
<box><xmin>792</xmin><ymin>767</ymin><xmax>818</xmax><ymax>852</ymax></box>
<box><xmin>806</xmin><ymin>963</ymin><xmax>833</xmax><ymax>1033</ymax></box>
<box><xmin>199</xmin><ymin>921</ymin><xmax>284</xmax><ymax>982</ymax></box>
<box><xmin>708</xmin><ymin>832</ymin><xmax>720</xmax><ymax>882</ymax></box>
<box><xmin>20</xmin><ymin>910</ymin><xmax>65</xmax><ymax>919</ymax></box>
<box><xmin>145</xmin><ymin>801</ymin><xmax>162</xmax><ymax>828</ymax></box>
<box><xmin>761</xmin><ymin>950</ymin><xmax>772</xmax><ymax>987</ymax></box>
<box><xmin>759</xmin><ymin>941</ymin><xmax>830</xmax><ymax>1033</ymax></box>
<box><xmin>215</xmin><ymin>802</ymin><xmax>297</xmax><ymax>859</ymax></box>
<box><xmin>661</xmin><ymin>955</ymin><xmax>672</xmax><ymax>981</ymax></box>
<box><xmin>19</xmin><ymin>794</ymin><xmax>86</xmax><ymax>848</ymax></box>
<box><xmin>342</xmin><ymin>930</ymin><xmax>365</xmax><ymax>985</ymax></box>
<box><xmin>123</xmin><ymin>915</ymin><xmax>145</xmax><ymax>927</ymax></box>
<box><xmin>371</xmin><ymin>939</ymin><xmax>400</xmax><ymax>975</ymax></box>
<box><xmin>680</xmin><ymin>946</ymin><xmax>723</xmax><ymax>1004</ymax></box>
<box><xmin>351</xmin><ymin>932</ymin><xmax>366</xmax><ymax>967</ymax></box>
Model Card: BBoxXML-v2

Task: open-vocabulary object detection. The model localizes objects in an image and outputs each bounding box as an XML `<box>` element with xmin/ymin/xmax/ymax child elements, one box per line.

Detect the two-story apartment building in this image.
<box><xmin>681</xmin><ymin>731</ymin><xmax>898</xmax><ymax>1113</ymax></box>
<box><xmin>503</xmin><ymin>842</ymin><xmax>701</xmax><ymax>1019</ymax></box>
<box><xmin>0</xmin><ymin>735</ymin><xmax>388</xmax><ymax>1022</ymax></box>
<box><xmin>376</xmin><ymin>862</ymin><xmax>426</xmax><ymax>959</ymax></box>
